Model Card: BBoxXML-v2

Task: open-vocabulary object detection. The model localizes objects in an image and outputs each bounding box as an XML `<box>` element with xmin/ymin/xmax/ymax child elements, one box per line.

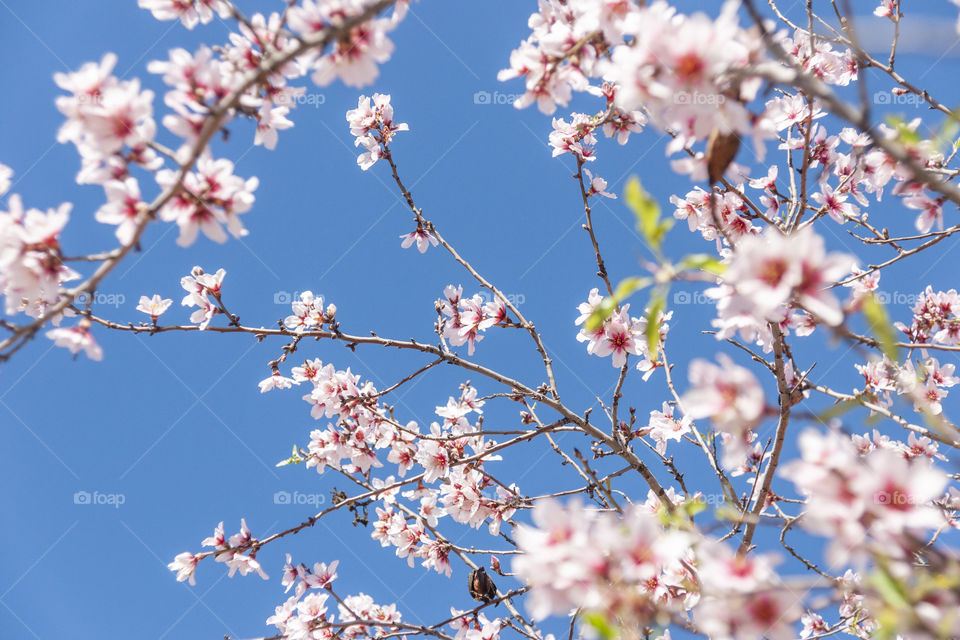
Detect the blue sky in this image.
<box><xmin>2</xmin><ymin>1</ymin><xmax>960</xmax><ymax>638</ymax></box>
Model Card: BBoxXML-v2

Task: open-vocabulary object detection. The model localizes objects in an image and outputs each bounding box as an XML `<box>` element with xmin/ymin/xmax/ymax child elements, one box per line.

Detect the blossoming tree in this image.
<box><xmin>5</xmin><ymin>0</ymin><xmax>960</xmax><ymax>639</ymax></box>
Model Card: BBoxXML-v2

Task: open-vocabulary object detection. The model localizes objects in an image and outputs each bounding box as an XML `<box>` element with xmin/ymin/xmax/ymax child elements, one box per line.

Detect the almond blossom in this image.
<box><xmin>439</xmin><ymin>285</ymin><xmax>509</xmax><ymax>355</ymax></box>
<box><xmin>710</xmin><ymin>226</ymin><xmax>855</xmax><ymax>345</ymax></box>
<box><xmin>180</xmin><ymin>266</ymin><xmax>226</xmax><ymax>329</ymax></box>
<box><xmin>167</xmin><ymin>552</ymin><xmax>198</xmax><ymax>585</ymax></box>
<box><xmin>95</xmin><ymin>177</ymin><xmax>144</xmax><ymax>244</ymax></box>
<box><xmin>46</xmin><ymin>323</ymin><xmax>104</xmax><ymax>361</ymax></box>
<box><xmin>681</xmin><ymin>354</ymin><xmax>764</xmax><ymax>468</ymax></box>
<box><xmin>283</xmin><ymin>291</ymin><xmax>331</xmax><ymax>333</ymax></box>
<box><xmin>400</xmin><ymin>227</ymin><xmax>438</xmax><ymax>253</ymax></box>
<box><xmin>0</xmin><ymin>196</ymin><xmax>80</xmax><ymax>318</ymax></box>
<box><xmin>137</xmin><ymin>0</ymin><xmax>231</xmax><ymax>29</ymax></box>
<box><xmin>644</xmin><ymin>402</ymin><xmax>692</xmax><ymax>455</ymax></box>
<box><xmin>136</xmin><ymin>294</ymin><xmax>173</xmax><ymax>320</ymax></box>
<box><xmin>781</xmin><ymin>429</ymin><xmax>948</xmax><ymax>564</ymax></box>
<box><xmin>346</xmin><ymin>93</ymin><xmax>408</xmax><ymax>170</ymax></box>
<box><xmin>894</xmin><ymin>286</ymin><xmax>960</xmax><ymax>345</ymax></box>
<box><xmin>574</xmin><ymin>287</ymin><xmax>666</xmax><ymax>373</ymax></box>
<box><xmin>156</xmin><ymin>154</ymin><xmax>258</xmax><ymax>247</ymax></box>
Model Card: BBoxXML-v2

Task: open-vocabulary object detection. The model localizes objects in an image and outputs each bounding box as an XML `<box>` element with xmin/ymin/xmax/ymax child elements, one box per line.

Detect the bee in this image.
<box><xmin>467</xmin><ymin>566</ymin><xmax>497</xmax><ymax>604</ymax></box>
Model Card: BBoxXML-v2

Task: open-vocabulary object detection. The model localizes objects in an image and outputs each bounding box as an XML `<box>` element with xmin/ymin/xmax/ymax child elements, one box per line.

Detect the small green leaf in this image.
<box><xmin>884</xmin><ymin>115</ymin><xmax>920</xmax><ymax>145</ymax></box>
<box><xmin>683</xmin><ymin>498</ymin><xmax>707</xmax><ymax>517</ymax></box>
<box><xmin>677</xmin><ymin>253</ymin><xmax>726</xmax><ymax>275</ymax></box>
<box><xmin>868</xmin><ymin>564</ymin><xmax>911</xmax><ymax>611</ymax></box>
<box><xmin>276</xmin><ymin>444</ymin><xmax>304</xmax><ymax>467</ymax></box>
<box><xmin>625</xmin><ymin>176</ymin><xmax>669</xmax><ymax>249</ymax></box>
<box><xmin>863</xmin><ymin>293</ymin><xmax>900</xmax><ymax>363</ymax></box>
<box><xmin>645</xmin><ymin>290</ymin><xmax>666</xmax><ymax>356</ymax></box>
<box><xmin>585</xmin><ymin>277</ymin><xmax>652</xmax><ymax>331</ymax></box>
<box><xmin>714</xmin><ymin>504</ymin><xmax>742</xmax><ymax>522</ymax></box>
<box><xmin>582</xmin><ymin>612</ymin><xmax>617</xmax><ymax>640</ymax></box>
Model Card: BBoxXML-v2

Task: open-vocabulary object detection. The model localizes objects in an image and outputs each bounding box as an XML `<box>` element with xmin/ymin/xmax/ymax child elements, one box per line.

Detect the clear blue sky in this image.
<box><xmin>2</xmin><ymin>1</ymin><xmax>960</xmax><ymax>638</ymax></box>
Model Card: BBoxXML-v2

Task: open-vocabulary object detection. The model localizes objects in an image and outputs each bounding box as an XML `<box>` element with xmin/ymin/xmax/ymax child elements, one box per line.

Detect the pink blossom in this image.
<box><xmin>136</xmin><ymin>294</ymin><xmax>173</xmax><ymax>320</ymax></box>
<box><xmin>682</xmin><ymin>354</ymin><xmax>764</xmax><ymax>468</ymax></box>
<box><xmin>346</xmin><ymin>94</ymin><xmax>408</xmax><ymax>170</ymax></box>
<box><xmin>138</xmin><ymin>0</ymin><xmax>231</xmax><ymax>29</ymax></box>
<box><xmin>646</xmin><ymin>402</ymin><xmax>692</xmax><ymax>455</ymax></box>
<box><xmin>156</xmin><ymin>154</ymin><xmax>258</xmax><ymax>247</ymax></box>
<box><xmin>47</xmin><ymin>324</ymin><xmax>103</xmax><ymax>361</ymax></box>
<box><xmin>95</xmin><ymin>177</ymin><xmax>143</xmax><ymax>244</ymax></box>
<box><xmin>400</xmin><ymin>228</ymin><xmax>438</xmax><ymax>253</ymax></box>
<box><xmin>167</xmin><ymin>552</ymin><xmax>197</xmax><ymax>585</ymax></box>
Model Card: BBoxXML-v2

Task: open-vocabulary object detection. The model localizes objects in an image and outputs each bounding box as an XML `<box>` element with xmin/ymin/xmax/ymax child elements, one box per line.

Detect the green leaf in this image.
<box><xmin>862</xmin><ymin>293</ymin><xmax>900</xmax><ymax>363</ymax></box>
<box><xmin>714</xmin><ymin>504</ymin><xmax>742</xmax><ymax>522</ymax></box>
<box><xmin>683</xmin><ymin>498</ymin><xmax>707</xmax><ymax>517</ymax></box>
<box><xmin>276</xmin><ymin>444</ymin><xmax>304</xmax><ymax>467</ymax></box>
<box><xmin>868</xmin><ymin>564</ymin><xmax>911</xmax><ymax>611</ymax></box>
<box><xmin>884</xmin><ymin>115</ymin><xmax>920</xmax><ymax>145</ymax></box>
<box><xmin>677</xmin><ymin>253</ymin><xmax>726</xmax><ymax>275</ymax></box>
<box><xmin>582</xmin><ymin>612</ymin><xmax>617</xmax><ymax>640</ymax></box>
<box><xmin>624</xmin><ymin>176</ymin><xmax>671</xmax><ymax>249</ymax></box>
<box><xmin>645</xmin><ymin>290</ymin><xmax>666</xmax><ymax>356</ymax></box>
<box><xmin>585</xmin><ymin>276</ymin><xmax>652</xmax><ymax>331</ymax></box>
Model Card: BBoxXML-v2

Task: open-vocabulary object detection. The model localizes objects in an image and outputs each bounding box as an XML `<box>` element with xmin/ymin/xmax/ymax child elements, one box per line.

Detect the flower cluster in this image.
<box><xmin>266</xmin><ymin>587</ymin><xmax>402</xmax><ymax>640</ymax></box>
<box><xmin>638</xmin><ymin>401</ymin><xmax>693</xmax><ymax>456</ymax></box>
<box><xmin>46</xmin><ymin>321</ymin><xmax>103</xmax><ymax>361</ymax></box>
<box><xmin>439</xmin><ymin>285</ymin><xmax>508</xmax><ymax>356</ymax></box>
<box><xmin>55</xmin><ymin>53</ymin><xmax>161</xmax><ymax>185</ymax></box>
<box><xmin>694</xmin><ymin>544</ymin><xmax>801</xmax><ymax>640</ymax></box>
<box><xmin>782</xmin><ymin>27</ymin><xmax>858</xmax><ymax>87</ymax></box>
<box><xmin>168</xmin><ymin>519</ymin><xmax>269</xmax><ymax>585</ymax></box>
<box><xmin>346</xmin><ymin>93</ymin><xmax>409</xmax><ymax>170</ymax></box>
<box><xmin>283</xmin><ymin>290</ymin><xmax>337</xmax><ymax>333</ymax></box>
<box><xmin>281</xmin><ymin>556</ymin><xmax>339</xmax><ymax>599</ymax></box>
<box><xmin>138</xmin><ymin>0</ymin><xmax>231</xmax><ymax>29</ymax></box>
<box><xmin>709</xmin><ymin>226</ymin><xmax>856</xmax><ymax>351</ymax></box>
<box><xmin>500</xmin><ymin>1</ymin><xmax>765</xmax><ymax>143</ymax></box>
<box><xmin>513</xmin><ymin>500</ymin><xmax>696</xmax><ymax>623</ymax></box>
<box><xmin>781</xmin><ymin>429</ymin><xmax>949</xmax><ymax>564</ymax></box>
<box><xmin>856</xmin><ymin>353</ymin><xmax>959</xmax><ymax>416</ymax></box>
<box><xmin>155</xmin><ymin>155</ymin><xmax>258</xmax><ymax>247</ymax></box>
<box><xmin>0</xmin><ymin>189</ymin><xmax>78</xmax><ymax>319</ymax></box>
<box><xmin>895</xmin><ymin>286</ymin><xmax>960</xmax><ymax>345</ymax></box>
<box><xmin>575</xmin><ymin>288</ymin><xmax>668</xmax><ymax>376</ymax></box>
<box><xmin>287</xmin><ymin>1</ymin><xmax>408</xmax><ymax>89</ymax></box>
<box><xmin>670</xmin><ymin>188</ymin><xmax>755</xmax><ymax>242</ymax></box>
<box><xmin>180</xmin><ymin>266</ymin><xmax>226</xmax><ymax>329</ymax></box>
<box><xmin>514</xmin><ymin>499</ymin><xmax>801</xmax><ymax>640</ymax></box>
<box><xmin>448</xmin><ymin>609</ymin><xmax>503</xmax><ymax>640</ymax></box>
